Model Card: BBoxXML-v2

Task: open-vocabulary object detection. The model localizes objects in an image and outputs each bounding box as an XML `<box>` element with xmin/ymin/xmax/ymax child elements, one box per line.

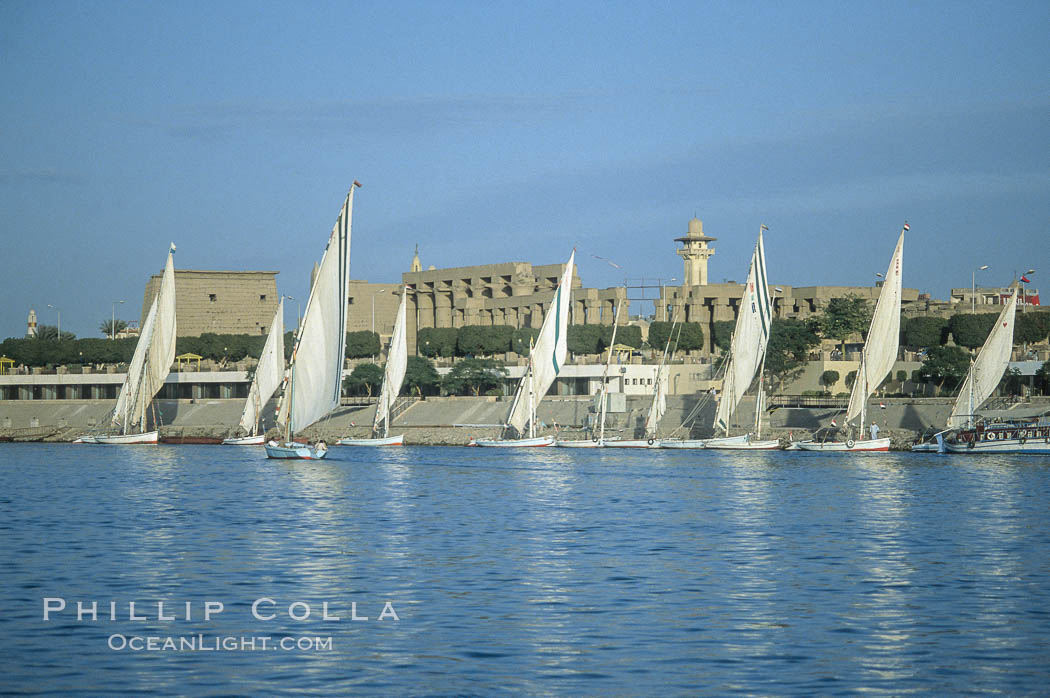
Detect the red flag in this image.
<box><xmin>902</xmin><ymin>222</ymin><xmax>910</xmax><ymax>231</ymax></box>
<box><xmin>1021</xmin><ymin>275</ymin><xmax>1031</xmax><ymax>283</ymax></box>
<box><xmin>353</xmin><ymin>180</ymin><xmax>363</xmax><ymax>188</ymax></box>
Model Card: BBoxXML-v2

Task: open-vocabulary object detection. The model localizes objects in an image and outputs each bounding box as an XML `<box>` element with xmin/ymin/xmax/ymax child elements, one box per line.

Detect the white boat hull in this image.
<box><xmin>337</xmin><ymin>434</ymin><xmax>405</xmax><ymax>446</ymax></box>
<box><xmin>794</xmin><ymin>437</ymin><xmax>891</xmax><ymax>452</ymax></box>
<box><xmin>944</xmin><ymin>436</ymin><xmax>1050</xmax><ymax>451</ymax></box>
<box><xmin>72</xmin><ymin>435</ymin><xmax>99</xmax><ymax>444</ymax></box>
<box><xmin>554</xmin><ymin>438</ymin><xmax>603</xmax><ymax>448</ymax></box>
<box><xmin>96</xmin><ymin>431</ymin><xmax>159</xmax><ymax>445</ymax></box>
<box><xmin>603</xmin><ymin>438</ymin><xmax>660</xmax><ymax>448</ymax></box>
<box><xmin>658</xmin><ymin>439</ymin><xmax>707</xmax><ymax>449</ymax></box>
<box><xmin>910</xmin><ymin>442</ymin><xmax>940</xmax><ymax>452</ymax></box>
<box><xmin>264</xmin><ymin>442</ymin><xmax>328</xmax><ymax>459</ymax></box>
<box><xmin>705</xmin><ymin>435</ymin><xmax>781</xmax><ymax>450</ymax></box>
<box><xmin>222</xmin><ymin>435</ymin><xmax>266</xmax><ymax>445</ymax></box>
<box><xmin>471</xmin><ymin>436</ymin><xmax>554</xmax><ymax>447</ymax></box>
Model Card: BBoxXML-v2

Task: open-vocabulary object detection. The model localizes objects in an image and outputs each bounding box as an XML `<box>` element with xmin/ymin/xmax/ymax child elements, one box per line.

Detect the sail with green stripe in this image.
<box><xmin>505</xmin><ymin>250</ymin><xmax>575</xmax><ymax>436</ymax></box>
<box><xmin>714</xmin><ymin>227</ymin><xmax>772</xmax><ymax>435</ymax></box>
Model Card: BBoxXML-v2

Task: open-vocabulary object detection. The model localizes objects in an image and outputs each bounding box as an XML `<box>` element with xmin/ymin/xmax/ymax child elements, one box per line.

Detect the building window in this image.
<box><xmin>209</xmin><ymin>294</ymin><xmax>217</xmax><ymax>302</ymax></box>
<box><xmin>260</xmin><ymin>294</ymin><xmax>266</xmax><ymax>301</ymax></box>
<box><xmin>348</xmin><ymin>298</ymin><xmax>355</xmax><ymax>305</ymax></box>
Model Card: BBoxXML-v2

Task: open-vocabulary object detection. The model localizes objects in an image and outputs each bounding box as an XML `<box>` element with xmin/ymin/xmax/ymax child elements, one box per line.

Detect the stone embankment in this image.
<box><xmin>1</xmin><ymin>395</ymin><xmax>1047</xmax><ymax>449</ymax></box>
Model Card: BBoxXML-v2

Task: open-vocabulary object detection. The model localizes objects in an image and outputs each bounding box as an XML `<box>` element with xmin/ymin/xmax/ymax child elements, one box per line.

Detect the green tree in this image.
<box><xmin>1035</xmin><ymin>361</ymin><xmax>1050</xmax><ymax>395</ymax></box>
<box><xmin>820</xmin><ymin>370</ymin><xmax>840</xmax><ymax>392</ymax></box>
<box><xmin>815</xmin><ymin>295</ymin><xmax>871</xmax><ymax>353</ymax></box>
<box><xmin>417</xmin><ymin>327</ymin><xmax>458</xmax><ymax>358</ymax></box>
<box><xmin>35</xmin><ymin>325</ymin><xmax>76</xmax><ymax>342</ymax></box>
<box><xmin>403</xmin><ymin>355</ymin><xmax>441</xmax><ymax>397</ymax></box>
<box><xmin>442</xmin><ymin>358</ymin><xmax>507</xmax><ymax>396</ymax></box>
<box><xmin>99</xmin><ymin>318</ymin><xmax>129</xmax><ymax>339</ymax></box>
<box><xmin>457</xmin><ymin>325</ymin><xmax>513</xmax><ymax>356</ymax></box>
<box><xmin>902</xmin><ymin>316</ymin><xmax>948</xmax><ymax>348</ymax></box>
<box><xmin>764</xmin><ymin>318</ymin><xmax>820</xmax><ymax>388</ymax></box>
<box><xmin>511</xmin><ymin>327</ymin><xmax>540</xmax><ymax>355</ymax></box>
<box><xmin>567</xmin><ymin>324</ymin><xmax>602</xmax><ymax>354</ymax></box>
<box><xmin>345</xmin><ymin>331</ymin><xmax>381</xmax><ymax>359</ymax></box>
<box><xmin>712</xmin><ymin>320</ymin><xmax>735</xmax><ymax>352</ymax></box>
<box><xmin>918</xmin><ymin>345</ymin><xmax>971</xmax><ymax>393</ymax></box>
<box><xmin>949</xmin><ymin>313</ymin><xmax>998</xmax><ymax>349</ymax></box>
<box><xmin>600</xmin><ymin>324</ymin><xmax>641</xmax><ymax>350</ymax></box>
<box><xmin>1002</xmin><ymin>367</ymin><xmax>1025</xmax><ymax>396</ymax></box>
<box><xmin>648</xmin><ymin>321</ymin><xmax>704</xmax><ymax>354</ymax></box>
<box><xmin>845</xmin><ymin>370</ymin><xmax>858</xmax><ymax>389</ymax></box>
<box><xmin>1016</xmin><ymin>310</ymin><xmax>1050</xmax><ymax>345</ymax></box>
<box><xmin>344</xmin><ymin>362</ymin><xmax>384</xmax><ymax>397</ymax></box>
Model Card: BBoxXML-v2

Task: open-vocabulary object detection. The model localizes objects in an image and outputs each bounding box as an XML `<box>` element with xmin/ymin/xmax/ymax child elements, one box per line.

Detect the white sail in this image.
<box><xmin>277</xmin><ymin>186</ymin><xmax>355</xmax><ymax>434</ymax></box>
<box><xmin>714</xmin><ymin>228</ymin><xmax>772</xmax><ymax>434</ymax></box>
<box><xmin>112</xmin><ymin>244</ymin><xmax>177</xmax><ymax>433</ymax></box>
<box><xmin>373</xmin><ymin>287</ymin><xmax>409</xmax><ymax>436</ymax></box>
<box><xmin>506</xmin><ymin>250</ymin><xmax>574</xmax><ymax>435</ymax></box>
<box><xmin>644</xmin><ymin>366</ymin><xmax>668</xmax><ymax>435</ymax></box>
<box><xmin>948</xmin><ymin>288</ymin><xmax>1017</xmax><ymax>429</ymax></box>
<box><xmin>238</xmin><ymin>299</ymin><xmax>286</xmax><ymax>435</ymax></box>
<box><xmin>846</xmin><ymin>228</ymin><xmax>904</xmax><ymax>426</ymax></box>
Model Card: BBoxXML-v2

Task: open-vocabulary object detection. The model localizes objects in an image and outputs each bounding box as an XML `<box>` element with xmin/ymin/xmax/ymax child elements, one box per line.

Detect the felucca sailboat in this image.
<box><xmin>473</xmin><ymin>250</ymin><xmax>575</xmax><ymax>447</ymax></box>
<box><xmin>554</xmin><ymin>302</ymin><xmax>622</xmax><ymax>447</ymax></box>
<box><xmin>605</xmin><ymin>314</ymin><xmax>675</xmax><ymax>448</ymax></box>
<box><xmin>223</xmin><ymin>299</ymin><xmax>285</xmax><ymax>445</ymax></box>
<box><xmin>93</xmin><ymin>243</ymin><xmax>178</xmax><ymax>444</ymax></box>
<box><xmin>265</xmin><ymin>183</ymin><xmax>359</xmax><ymax>460</ymax></box>
<box><xmin>338</xmin><ymin>285</ymin><xmax>409</xmax><ymax>446</ymax></box>
<box><xmin>796</xmin><ymin>223</ymin><xmax>907</xmax><ymax>452</ymax></box>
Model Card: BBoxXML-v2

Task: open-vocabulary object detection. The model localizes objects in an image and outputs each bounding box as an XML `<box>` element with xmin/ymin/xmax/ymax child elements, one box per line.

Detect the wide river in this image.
<box><xmin>2</xmin><ymin>444</ymin><xmax>1049</xmax><ymax>695</ymax></box>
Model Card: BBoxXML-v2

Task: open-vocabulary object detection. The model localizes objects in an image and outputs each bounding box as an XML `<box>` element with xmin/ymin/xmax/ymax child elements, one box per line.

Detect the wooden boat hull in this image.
<box><xmin>470</xmin><ymin>436</ymin><xmax>554</xmax><ymax>447</ymax></box>
<box><xmin>794</xmin><ymin>437</ymin><xmax>891</xmax><ymax>452</ymax></box>
<box><xmin>96</xmin><ymin>431</ymin><xmax>159</xmax><ymax>445</ymax></box>
<box><xmin>264</xmin><ymin>442</ymin><xmax>328</xmax><ymax>459</ymax></box>
<box><xmin>222</xmin><ymin>435</ymin><xmax>267</xmax><ymax>446</ymax></box>
<box><xmin>337</xmin><ymin>434</ymin><xmax>405</xmax><ymax>446</ymax></box>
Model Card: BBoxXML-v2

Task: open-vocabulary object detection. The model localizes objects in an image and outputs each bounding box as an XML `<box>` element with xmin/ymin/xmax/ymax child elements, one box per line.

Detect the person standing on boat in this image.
<box><xmin>870</xmin><ymin>422</ymin><xmax>880</xmax><ymax>440</ymax></box>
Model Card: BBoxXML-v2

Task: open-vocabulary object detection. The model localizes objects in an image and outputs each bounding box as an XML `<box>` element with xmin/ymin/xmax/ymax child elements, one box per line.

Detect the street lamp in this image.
<box><xmin>283</xmin><ymin>295</ymin><xmax>300</xmax><ymax>331</ymax></box>
<box><xmin>111</xmin><ymin>300</ymin><xmax>125</xmax><ymax>340</ymax></box>
<box><xmin>661</xmin><ymin>277</ymin><xmax>677</xmax><ymax>321</ymax></box>
<box><xmin>47</xmin><ymin>304</ymin><xmax>60</xmax><ymax>340</ymax></box>
<box><xmin>972</xmin><ymin>265</ymin><xmax>988</xmax><ymax>314</ymax></box>
<box><xmin>1021</xmin><ymin>269</ymin><xmax>1036</xmax><ymax>312</ymax></box>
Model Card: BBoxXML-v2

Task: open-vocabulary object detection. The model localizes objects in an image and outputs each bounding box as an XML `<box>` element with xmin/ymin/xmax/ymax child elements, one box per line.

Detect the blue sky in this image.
<box><xmin>1</xmin><ymin>0</ymin><xmax>1047</xmax><ymax>338</ymax></box>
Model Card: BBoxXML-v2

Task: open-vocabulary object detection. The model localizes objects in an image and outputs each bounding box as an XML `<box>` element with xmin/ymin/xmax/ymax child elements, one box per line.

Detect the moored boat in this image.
<box><xmin>337</xmin><ymin>285</ymin><xmax>408</xmax><ymax>447</ymax></box>
<box><xmin>475</xmin><ymin>250</ymin><xmax>574</xmax><ymax>448</ymax></box>
<box><xmin>94</xmin><ymin>243</ymin><xmax>178</xmax><ymax>445</ymax></box>
<box><xmin>265</xmin><ymin>182</ymin><xmax>360</xmax><ymax>460</ymax></box>
<box><xmin>795</xmin><ymin>224</ymin><xmax>906</xmax><ymax>452</ymax></box>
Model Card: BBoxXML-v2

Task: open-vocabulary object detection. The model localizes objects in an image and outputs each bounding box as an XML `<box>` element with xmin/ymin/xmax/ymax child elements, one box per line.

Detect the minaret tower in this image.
<box><xmin>675</xmin><ymin>217</ymin><xmax>717</xmax><ymax>286</ymax></box>
<box><xmin>410</xmin><ymin>244</ymin><xmax>422</xmax><ymax>273</ymax></box>
<box><xmin>26</xmin><ymin>308</ymin><xmax>37</xmax><ymax>338</ymax></box>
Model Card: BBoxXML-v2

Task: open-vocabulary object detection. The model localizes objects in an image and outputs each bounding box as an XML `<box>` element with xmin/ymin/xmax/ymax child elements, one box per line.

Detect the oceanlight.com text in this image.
<box><xmin>108</xmin><ymin>634</ymin><xmax>333</xmax><ymax>652</ymax></box>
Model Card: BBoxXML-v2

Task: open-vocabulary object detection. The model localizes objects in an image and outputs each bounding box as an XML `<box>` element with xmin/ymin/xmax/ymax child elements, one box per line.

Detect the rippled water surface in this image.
<box><xmin>2</xmin><ymin>444</ymin><xmax>1049</xmax><ymax>695</ymax></box>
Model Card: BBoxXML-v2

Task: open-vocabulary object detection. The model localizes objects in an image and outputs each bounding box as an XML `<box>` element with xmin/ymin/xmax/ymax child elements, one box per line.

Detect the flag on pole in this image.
<box><xmin>1021</xmin><ymin>275</ymin><xmax>1031</xmax><ymax>283</ymax></box>
<box><xmin>902</xmin><ymin>222</ymin><xmax>910</xmax><ymax>231</ymax></box>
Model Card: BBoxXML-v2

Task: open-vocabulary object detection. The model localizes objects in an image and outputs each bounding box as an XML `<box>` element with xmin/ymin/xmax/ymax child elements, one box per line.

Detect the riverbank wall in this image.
<box><xmin>3</xmin><ymin>395</ymin><xmax>1045</xmax><ymax>448</ymax></box>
